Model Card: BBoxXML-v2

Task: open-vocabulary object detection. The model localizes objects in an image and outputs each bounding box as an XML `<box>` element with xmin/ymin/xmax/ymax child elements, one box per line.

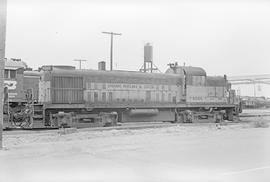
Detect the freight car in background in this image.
<box><xmin>241</xmin><ymin>96</ymin><xmax>270</xmax><ymax>109</ymax></box>
<box><xmin>3</xmin><ymin>60</ymin><xmax>241</xmax><ymax>129</ymax></box>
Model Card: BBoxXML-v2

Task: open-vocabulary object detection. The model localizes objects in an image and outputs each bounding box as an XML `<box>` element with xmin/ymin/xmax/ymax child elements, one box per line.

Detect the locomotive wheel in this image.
<box><xmin>225</xmin><ymin>109</ymin><xmax>234</xmax><ymax>121</ymax></box>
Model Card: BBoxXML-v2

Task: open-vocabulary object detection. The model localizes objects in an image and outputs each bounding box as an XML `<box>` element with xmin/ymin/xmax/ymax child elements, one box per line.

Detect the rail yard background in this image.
<box><xmin>1</xmin><ymin>0</ymin><xmax>270</xmax><ymax>181</ymax></box>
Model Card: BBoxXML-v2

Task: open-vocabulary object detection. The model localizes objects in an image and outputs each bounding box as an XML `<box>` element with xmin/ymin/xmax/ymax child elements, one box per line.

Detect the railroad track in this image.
<box><xmin>3</xmin><ymin>121</ymin><xmax>232</xmax><ymax>135</ymax></box>
<box><xmin>3</xmin><ymin>122</ymin><xmax>179</xmax><ymax>135</ymax></box>
<box><xmin>7</xmin><ymin>115</ymin><xmax>263</xmax><ymax>135</ymax></box>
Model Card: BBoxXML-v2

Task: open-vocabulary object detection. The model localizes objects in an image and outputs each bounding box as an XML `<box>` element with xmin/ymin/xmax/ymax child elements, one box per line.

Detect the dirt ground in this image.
<box><xmin>1</xmin><ymin>111</ymin><xmax>270</xmax><ymax>182</ymax></box>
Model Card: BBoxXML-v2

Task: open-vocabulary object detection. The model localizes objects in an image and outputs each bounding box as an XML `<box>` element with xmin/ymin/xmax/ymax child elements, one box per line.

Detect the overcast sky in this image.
<box><xmin>5</xmin><ymin>0</ymin><xmax>270</xmax><ymax>77</ymax></box>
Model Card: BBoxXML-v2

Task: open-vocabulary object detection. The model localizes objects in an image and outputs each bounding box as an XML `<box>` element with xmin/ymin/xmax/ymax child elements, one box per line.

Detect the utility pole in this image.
<box><xmin>74</xmin><ymin>59</ymin><xmax>87</xmax><ymax>69</ymax></box>
<box><xmin>102</xmin><ymin>31</ymin><xmax>121</xmax><ymax>71</ymax></box>
<box><xmin>0</xmin><ymin>0</ymin><xmax>7</xmax><ymax>149</ymax></box>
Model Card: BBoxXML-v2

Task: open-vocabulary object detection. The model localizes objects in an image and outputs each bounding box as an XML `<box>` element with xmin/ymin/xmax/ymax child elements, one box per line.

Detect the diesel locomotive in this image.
<box><xmin>3</xmin><ymin>60</ymin><xmax>241</xmax><ymax>129</ymax></box>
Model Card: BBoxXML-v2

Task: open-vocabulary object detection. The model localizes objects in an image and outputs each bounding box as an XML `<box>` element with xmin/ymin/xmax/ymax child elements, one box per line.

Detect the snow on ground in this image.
<box><xmin>1</xmin><ymin>119</ymin><xmax>270</xmax><ymax>182</ymax></box>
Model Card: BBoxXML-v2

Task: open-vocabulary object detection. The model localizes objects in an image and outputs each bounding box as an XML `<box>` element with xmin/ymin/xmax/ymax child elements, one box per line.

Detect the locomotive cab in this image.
<box><xmin>166</xmin><ymin>63</ymin><xmax>236</xmax><ymax>122</ymax></box>
<box><xmin>165</xmin><ymin>63</ymin><xmax>207</xmax><ymax>102</ymax></box>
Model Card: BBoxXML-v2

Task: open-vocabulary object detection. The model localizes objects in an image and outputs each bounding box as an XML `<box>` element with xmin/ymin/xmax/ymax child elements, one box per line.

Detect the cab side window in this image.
<box><xmin>4</xmin><ymin>70</ymin><xmax>9</xmax><ymax>78</ymax></box>
<box><xmin>192</xmin><ymin>76</ymin><xmax>205</xmax><ymax>86</ymax></box>
<box><xmin>10</xmin><ymin>70</ymin><xmax>16</xmax><ymax>79</ymax></box>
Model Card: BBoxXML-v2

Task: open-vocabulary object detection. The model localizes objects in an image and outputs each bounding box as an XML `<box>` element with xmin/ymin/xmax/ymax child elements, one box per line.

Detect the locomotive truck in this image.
<box><xmin>3</xmin><ymin>61</ymin><xmax>241</xmax><ymax>129</ymax></box>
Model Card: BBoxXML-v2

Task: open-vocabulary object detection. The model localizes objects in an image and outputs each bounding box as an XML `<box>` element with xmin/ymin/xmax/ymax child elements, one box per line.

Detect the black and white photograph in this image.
<box><xmin>0</xmin><ymin>0</ymin><xmax>270</xmax><ymax>181</ymax></box>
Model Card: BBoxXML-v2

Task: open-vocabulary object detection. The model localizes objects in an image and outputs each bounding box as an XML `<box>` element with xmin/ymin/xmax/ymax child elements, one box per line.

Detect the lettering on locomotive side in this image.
<box><xmin>7</xmin><ymin>92</ymin><xmax>18</xmax><ymax>98</ymax></box>
<box><xmin>107</xmin><ymin>83</ymin><xmax>139</xmax><ymax>89</ymax></box>
<box><xmin>107</xmin><ymin>84</ymin><xmax>122</xmax><ymax>89</ymax></box>
<box><xmin>123</xmin><ymin>84</ymin><xmax>138</xmax><ymax>89</ymax></box>
<box><xmin>86</xmin><ymin>82</ymin><xmax>175</xmax><ymax>91</ymax></box>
